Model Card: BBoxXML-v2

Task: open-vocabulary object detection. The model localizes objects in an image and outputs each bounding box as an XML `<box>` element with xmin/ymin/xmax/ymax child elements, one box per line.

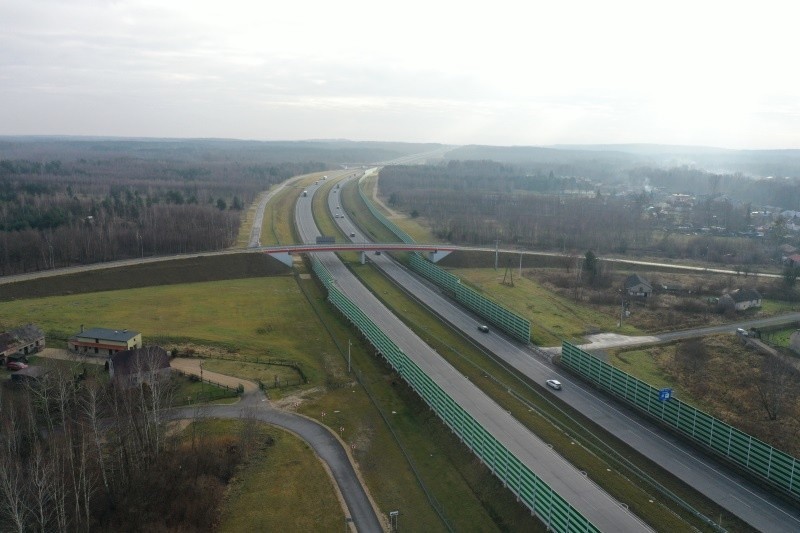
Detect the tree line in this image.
<box><xmin>0</xmin><ymin>154</ymin><xmax>326</xmax><ymax>275</ymax></box>
<box><xmin>379</xmin><ymin>163</ymin><xmax>792</xmax><ymax>265</ymax></box>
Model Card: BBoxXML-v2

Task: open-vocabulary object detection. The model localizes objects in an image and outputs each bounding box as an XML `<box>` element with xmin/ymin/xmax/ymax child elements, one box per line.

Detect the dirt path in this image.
<box><xmin>170</xmin><ymin>357</ymin><xmax>259</xmax><ymax>393</ymax></box>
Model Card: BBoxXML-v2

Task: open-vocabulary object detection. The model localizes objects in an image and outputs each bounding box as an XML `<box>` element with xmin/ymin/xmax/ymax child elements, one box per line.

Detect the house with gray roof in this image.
<box><xmin>719</xmin><ymin>288</ymin><xmax>762</xmax><ymax>311</ymax></box>
<box><xmin>624</xmin><ymin>273</ymin><xmax>653</xmax><ymax>297</ymax></box>
<box><xmin>68</xmin><ymin>326</ymin><xmax>142</xmax><ymax>357</ymax></box>
<box><xmin>0</xmin><ymin>324</ymin><xmax>45</xmax><ymax>362</ymax></box>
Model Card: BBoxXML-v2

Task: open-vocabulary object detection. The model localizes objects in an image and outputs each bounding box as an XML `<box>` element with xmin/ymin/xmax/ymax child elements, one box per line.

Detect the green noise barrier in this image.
<box><xmin>358</xmin><ymin>178</ymin><xmax>532</xmax><ymax>343</ymax></box>
<box><xmin>561</xmin><ymin>342</ymin><xmax>800</xmax><ymax>501</ymax></box>
<box><xmin>312</xmin><ymin>257</ymin><xmax>600</xmax><ymax>532</ymax></box>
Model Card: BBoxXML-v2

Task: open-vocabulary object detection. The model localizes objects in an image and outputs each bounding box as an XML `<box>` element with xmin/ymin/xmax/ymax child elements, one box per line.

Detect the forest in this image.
<box><xmin>379</xmin><ymin>161</ymin><xmax>791</xmax><ymax>265</ymax></box>
<box><xmin>0</xmin><ymin>355</ymin><xmax>264</xmax><ymax>531</ymax></box>
<box><xmin>0</xmin><ymin>138</ymin><xmax>438</xmax><ymax>275</ymax></box>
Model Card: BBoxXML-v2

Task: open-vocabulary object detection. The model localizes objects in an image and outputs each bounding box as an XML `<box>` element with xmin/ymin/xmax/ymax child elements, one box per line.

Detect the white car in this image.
<box><xmin>546</xmin><ymin>379</ymin><xmax>562</xmax><ymax>390</ymax></box>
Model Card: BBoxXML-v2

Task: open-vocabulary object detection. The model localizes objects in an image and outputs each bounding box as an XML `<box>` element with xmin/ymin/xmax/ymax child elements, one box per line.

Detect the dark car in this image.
<box><xmin>477</xmin><ymin>325</ymin><xmax>489</xmax><ymax>333</ymax></box>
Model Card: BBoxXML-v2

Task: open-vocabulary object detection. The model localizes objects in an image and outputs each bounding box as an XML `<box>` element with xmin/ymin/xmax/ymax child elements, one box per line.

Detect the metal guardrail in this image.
<box><xmin>561</xmin><ymin>341</ymin><xmax>800</xmax><ymax>502</ymax></box>
<box><xmin>312</xmin><ymin>257</ymin><xmax>600</xmax><ymax>532</ymax></box>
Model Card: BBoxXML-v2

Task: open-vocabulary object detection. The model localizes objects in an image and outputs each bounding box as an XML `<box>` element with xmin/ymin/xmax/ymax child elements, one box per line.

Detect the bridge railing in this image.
<box><xmin>561</xmin><ymin>341</ymin><xmax>800</xmax><ymax>502</ymax></box>
<box><xmin>311</xmin><ymin>256</ymin><xmax>600</xmax><ymax>532</ymax></box>
<box><xmin>357</xmin><ymin>176</ymin><xmax>532</xmax><ymax>343</ymax></box>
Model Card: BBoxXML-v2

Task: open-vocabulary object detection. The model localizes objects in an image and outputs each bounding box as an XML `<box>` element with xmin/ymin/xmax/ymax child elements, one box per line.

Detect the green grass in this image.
<box><xmin>201</xmin><ymin>358</ymin><xmax>302</xmax><ymax>388</ymax></box>
<box><xmin>1</xmin><ymin>265</ymin><xmax>469</xmax><ymax>530</ymax></box>
<box><xmin>173</xmin><ymin>374</ymin><xmax>241</xmax><ymax>405</ymax></box>
<box><xmin>608</xmin><ymin>348</ymin><xmax>676</xmax><ymax>390</ymax></box>
<box><xmin>760</xmin><ymin>326</ymin><xmax>800</xmax><ymax>348</ymax></box>
<box><xmin>0</xmin><ymin>277</ymin><xmax>330</xmax><ymax>385</ymax></box>
<box><xmin>450</xmin><ymin>268</ymin><xmax>641</xmax><ymax>346</ymax></box>
<box><xmin>216</xmin><ymin>423</ymin><xmax>344</xmax><ymax>532</ymax></box>
<box><xmin>361</xmin><ymin>172</ymin><xmax>440</xmax><ymax>243</ymax></box>
<box><xmin>261</xmin><ymin>172</ymin><xmax>325</xmax><ymax>245</ymax></box>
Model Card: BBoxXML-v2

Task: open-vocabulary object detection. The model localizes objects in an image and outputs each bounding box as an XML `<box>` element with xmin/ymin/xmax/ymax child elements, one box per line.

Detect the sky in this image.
<box><xmin>1</xmin><ymin>0</ymin><xmax>799</xmax><ymax>149</ymax></box>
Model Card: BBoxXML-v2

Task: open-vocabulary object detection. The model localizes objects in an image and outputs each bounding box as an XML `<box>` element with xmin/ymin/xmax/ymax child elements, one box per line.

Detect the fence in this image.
<box><xmin>357</xmin><ymin>177</ymin><xmax>532</xmax><ymax>344</ymax></box>
<box><xmin>560</xmin><ymin>341</ymin><xmax>800</xmax><ymax>502</ymax></box>
<box><xmin>172</xmin><ymin>368</ymin><xmax>242</xmax><ymax>402</ymax></box>
<box><xmin>195</xmin><ymin>353</ymin><xmax>308</xmax><ymax>384</ymax></box>
<box><xmin>312</xmin><ymin>256</ymin><xmax>600</xmax><ymax>532</ymax></box>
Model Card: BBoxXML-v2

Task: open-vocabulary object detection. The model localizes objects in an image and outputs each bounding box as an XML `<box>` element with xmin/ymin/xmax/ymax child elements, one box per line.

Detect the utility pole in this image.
<box><xmin>348</xmin><ymin>339</ymin><xmax>351</xmax><ymax>373</ymax></box>
<box><xmin>494</xmin><ymin>239</ymin><xmax>499</xmax><ymax>270</ymax></box>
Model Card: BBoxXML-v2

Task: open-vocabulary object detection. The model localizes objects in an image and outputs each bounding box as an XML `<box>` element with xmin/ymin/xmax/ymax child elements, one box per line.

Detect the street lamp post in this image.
<box><xmin>348</xmin><ymin>339</ymin><xmax>351</xmax><ymax>374</ymax></box>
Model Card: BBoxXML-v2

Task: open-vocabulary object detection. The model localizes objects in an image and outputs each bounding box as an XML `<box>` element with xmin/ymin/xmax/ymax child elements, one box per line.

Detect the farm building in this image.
<box><xmin>68</xmin><ymin>326</ymin><xmax>142</xmax><ymax>357</ymax></box>
<box><xmin>719</xmin><ymin>288</ymin><xmax>762</xmax><ymax>311</ymax></box>
<box><xmin>108</xmin><ymin>346</ymin><xmax>171</xmax><ymax>389</ymax></box>
<box><xmin>0</xmin><ymin>324</ymin><xmax>45</xmax><ymax>362</ymax></box>
<box><xmin>624</xmin><ymin>273</ymin><xmax>653</xmax><ymax>297</ymax></box>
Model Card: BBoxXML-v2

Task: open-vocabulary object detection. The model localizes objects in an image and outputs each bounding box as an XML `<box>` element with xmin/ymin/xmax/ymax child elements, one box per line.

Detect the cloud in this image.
<box><xmin>1</xmin><ymin>0</ymin><xmax>798</xmax><ymax>148</ymax></box>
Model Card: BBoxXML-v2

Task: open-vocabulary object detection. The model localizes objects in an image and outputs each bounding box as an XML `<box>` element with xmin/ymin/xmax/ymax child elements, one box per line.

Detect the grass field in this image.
<box><xmin>450</xmin><ymin>267</ymin><xmax>641</xmax><ymax>345</ymax></box>
<box><xmin>213</xmin><ymin>421</ymin><xmax>344</xmax><ymax>532</ymax></box>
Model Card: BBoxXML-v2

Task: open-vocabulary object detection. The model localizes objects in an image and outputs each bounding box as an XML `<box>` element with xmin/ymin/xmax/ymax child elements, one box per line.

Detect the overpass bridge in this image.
<box><xmin>258</xmin><ymin>242</ymin><xmax>456</xmax><ymax>266</ymax></box>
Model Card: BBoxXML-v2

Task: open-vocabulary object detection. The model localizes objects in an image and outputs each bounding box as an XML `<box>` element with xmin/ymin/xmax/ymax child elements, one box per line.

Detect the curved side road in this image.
<box><xmin>167</xmin><ymin>392</ymin><xmax>383</xmax><ymax>533</ymax></box>
<box><xmin>38</xmin><ymin>350</ymin><xmax>383</xmax><ymax>530</ymax></box>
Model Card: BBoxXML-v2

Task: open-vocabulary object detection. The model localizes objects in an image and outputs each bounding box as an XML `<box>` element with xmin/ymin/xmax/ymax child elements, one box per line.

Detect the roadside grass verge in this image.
<box><xmin>341</xmin><ymin>179</ymin><xmax>403</xmax><ymax>244</ymax></box>
<box><xmin>450</xmin><ymin>267</ymin><xmax>641</xmax><ymax>346</ymax></box>
<box><xmin>261</xmin><ymin>172</ymin><xmax>325</xmax><ymax>245</ymax></box>
<box><xmin>213</xmin><ymin>421</ymin><xmax>344</xmax><ymax>532</ymax></box>
<box><xmin>361</xmin><ymin>171</ymin><xmax>440</xmax><ymax>243</ymax></box>
<box><xmin>349</xmin><ymin>263</ymin><xmax>751</xmax><ymax>532</ymax></box>
<box><xmin>0</xmin><ymin>253</ymin><xmax>289</xmax><ymax>302</ymax></box>
<box><xmin>294</xmin><ymin>269</ymin><xmax>541</xmax><ymax>532</ymax></box>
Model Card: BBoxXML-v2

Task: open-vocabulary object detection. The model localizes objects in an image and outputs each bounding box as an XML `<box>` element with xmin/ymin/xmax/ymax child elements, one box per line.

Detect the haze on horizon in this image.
<box><xmin>2</xmin><ymin>0</ymin><xmax>798</xmax><ymax>150</ymax></box>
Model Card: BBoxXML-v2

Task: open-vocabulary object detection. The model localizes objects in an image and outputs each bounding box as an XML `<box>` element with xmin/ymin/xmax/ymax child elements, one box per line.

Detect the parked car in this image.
<box><xmin>545</xmin><ymin>379</ymin><xmax>562</xmax><ymax>390</ymax></box>
<box><xmin>7</xmin><ymin>360</ymin><xmax>29</xmax><ymax>371</ymax></box>
<box><xmin>736</xmin><ymin>327</ymin><xmax>748</xmax><ymax>337</ymax></box>
<box><xmin>477</xmin><ymin>325</ymin><xmax>489</xmax><ymax>333</ymax></box>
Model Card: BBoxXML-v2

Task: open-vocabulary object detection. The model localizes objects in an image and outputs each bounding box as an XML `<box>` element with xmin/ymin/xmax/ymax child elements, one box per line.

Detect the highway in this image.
<box><xmin>330</xmin><ymin>175</ymin><xmax>800</xmax><ymax>532</ymax></box>
<box><xmin>300</xmin><ymin>175</ymin><xmax>650</xmax><ymax>531</ymax></box>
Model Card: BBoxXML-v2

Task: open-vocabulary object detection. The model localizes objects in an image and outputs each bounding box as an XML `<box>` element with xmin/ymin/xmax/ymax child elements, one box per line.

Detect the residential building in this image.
<box><xmin>719</xmin><ymin>288</ymin><xmax>762</xmax><ymax>311</ymax></box>
<box><xmin>68</xmin><ymin>326</ymin><xmax>142</xmax><ymax>357</ymax></box>
<box><xmin>624</xmin><ymin>273</ymin><xmax>653</xmax><ymax>297</ymax></box>
<box><xmin>0</xmin><ymin>324</ymin><xmax>45</xmax><ymax>362</ymax></box>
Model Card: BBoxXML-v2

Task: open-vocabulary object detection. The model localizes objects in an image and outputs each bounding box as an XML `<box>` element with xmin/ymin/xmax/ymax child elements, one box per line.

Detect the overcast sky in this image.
<box><xmin>1</xmin><ymin>0</ymin><xmax>798</xmax><ymax>148</ymax></box>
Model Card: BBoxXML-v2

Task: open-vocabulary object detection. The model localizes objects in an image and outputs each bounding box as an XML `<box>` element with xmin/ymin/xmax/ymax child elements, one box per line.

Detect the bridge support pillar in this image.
<box><xmin>268</xmin><ymin>252</ymin><xmax>294</xmax><ymax>267</ymax></box>
<box><xmin>360</xmin><ymin>251</ymin><xmax>367</xmax><ymax>265</ymax></box>
<box><xmin>428</xmin><ymin>250</ymin><xmax>452</xmax><ymax>263</ymax></box>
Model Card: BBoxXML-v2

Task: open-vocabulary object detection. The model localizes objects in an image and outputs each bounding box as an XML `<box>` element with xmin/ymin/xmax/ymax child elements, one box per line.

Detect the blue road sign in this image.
<box><xmin>659</xmin><ymin>388</ymin><xmax>673</xmax><ymax>402</ymax></box>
